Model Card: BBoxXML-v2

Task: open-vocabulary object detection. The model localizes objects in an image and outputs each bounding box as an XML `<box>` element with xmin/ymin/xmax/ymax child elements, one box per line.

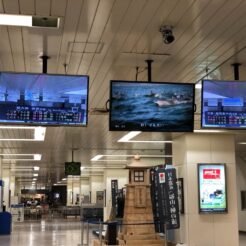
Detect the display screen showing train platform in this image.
<box><xmin>0</xmin><ymin>72</ymin><xmax>88</xmax><ymax>126</ymax></box>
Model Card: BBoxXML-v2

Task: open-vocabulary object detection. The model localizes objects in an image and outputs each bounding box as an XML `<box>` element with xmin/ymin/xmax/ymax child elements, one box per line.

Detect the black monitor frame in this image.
<box><xmin>109</xmin><ymin>80</ymin><xmax>195</xmax><ymax>132</ymax></box>
<box><xmin>201</xmin><ymin>79</ymin><xmax>246</xmax><ymax>129</ymax></box>
<box><xmin>0</xmin><ymin>71</ymin><xmax>89</xmax><ymax>127</ymax></box>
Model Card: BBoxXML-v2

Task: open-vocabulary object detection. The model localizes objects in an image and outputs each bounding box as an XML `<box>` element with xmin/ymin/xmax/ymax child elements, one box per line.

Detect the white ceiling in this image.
<box><xmin>1</xmin><ymin>0</ymin><xmax>246</xmax><ymax>186</ymax></box>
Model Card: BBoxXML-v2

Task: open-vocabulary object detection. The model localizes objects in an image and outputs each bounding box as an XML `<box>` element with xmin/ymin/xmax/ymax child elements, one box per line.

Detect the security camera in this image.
<box><xmin>159</xmin><ymin>25</ymin><xmax>175</xmax><ymax>44</ymax></box>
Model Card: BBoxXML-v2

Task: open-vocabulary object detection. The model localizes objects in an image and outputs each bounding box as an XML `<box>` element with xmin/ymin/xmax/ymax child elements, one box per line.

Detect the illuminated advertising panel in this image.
<box><xmin>198</xmin><ymin>164</ymin><xmax>227</xmax><ymax>213</ymax></box>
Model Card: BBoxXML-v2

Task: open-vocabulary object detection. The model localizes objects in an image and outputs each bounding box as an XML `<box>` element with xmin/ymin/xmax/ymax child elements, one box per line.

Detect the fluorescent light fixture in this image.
<box><xmin>118</xmin><ymin>131</ymin><xmax>172</xmax><ymax>143</ymax></box>
<box><xmin>34</xmin><ymin>154</ymin><xmax>42</xmax><ymax>161</ymax></box>
<box><xmin>1</xmin><ymin>153</ymin><xmax>42</xmax><ymax>161</ymax></box>
<box><xmin>33</xmin><ymin>173</ymin><xmax>38</xmax><ymax>177</ymax></box>
<box><xmin>126</xmin><ymin>140</ymin><xmax>173</xmax><ymax>143</ymax></box>
<box><xmin>0</xmin><ymin>14</ymin><xmax>32</xmax><ymax>27</ymax></box>
<box><xmin>33</xmin><ymin>166</ymin><xmax>40</xmax><ymax>171</ymax></box>
<box><xmin>62</xmin><ymin>178</ymin><xmax>67</xmax><ymax>181</ymax></box>
<box><xmin>0</xmin><ymin>126</ymin><xmax>46</xmax><ymax>141</ymax></box>
<box><xmin>194</xmin><ymin>129</ymin><xmax>226</xmax><ymax>133</ymax></box>
<box><xmin>238</xmin><ymin>142</ymin><xmax>246</xmax><ymax>145</ymax></box>
<box><xmin>33</xmin><ymin>178</ymin><xmax>37</xmax><ymax>181</ymax></box>
<box><xmin>118</xmin><ymin>131</ymin><xmax>141</xmax><ymax>142</ymax></box>
<box><xmin>34</xmin><ymin>127</ymin><xmax>46</xmax><ymax>141</ymax></box>
<box><xmin>91</xmin><ymin>155</ymin><xmax>103</xmax><ymax>161</ymax></box>
<box><xmin>91</xmin><ymin>154</ymin><xmax>172</xmax><ymax>161</ymax></box>
<box><xmin>57</xmin><ymin>181</ymin><xmax>61</xmax><ymax>184</ymax></box>
<box><xmin>195</xmin><ymin>83</ymin><xmax>202</xmax><ymax>89</ymax></box>
<box><xmin>81</xmin><ymin>166</ymin><xmax>85</xmax><ymax>171</ymax></box>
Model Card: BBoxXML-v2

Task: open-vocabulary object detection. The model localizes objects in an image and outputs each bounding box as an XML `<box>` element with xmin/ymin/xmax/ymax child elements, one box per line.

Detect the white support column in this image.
<box><xmin>173</xmin><ymin>133</ymin><xmax>239</xmax><ymax>246</ymax></box>
<box><xmin>89</xmin><ymin>176</ymin><xmax>103</xmax><ymax>204</ymax></box>
<box><xmin>103</xmin><ymin>169</ymin><xmax>129</xmax><ymax>221</ymax></box>
<box><xmin>66</xmin><ymin>177</ymin><xmax>73</xmax><ymax>206</ymax></box>
<box><xmin>2</xmin><ymin>168</ymin><xmax>10</xmax><ymax>210</ymax></box>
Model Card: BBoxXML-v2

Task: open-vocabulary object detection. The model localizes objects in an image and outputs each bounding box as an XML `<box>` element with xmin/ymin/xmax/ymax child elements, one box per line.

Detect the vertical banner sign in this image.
<box><xmin>165</xmin><ymin>168</ymin><xmax>180</xmax><ymax>229</ymax></box>
<box><xmin>150</xmin><ymin>167</ymin><xmax>165</xmax><ymax>233</ymax></box>
<box><xmin>111</xmin><ymin>179</ymin><xmax>118</xmax><ymax>208</ymax></box>
<box><xmin>157</xmin><ymin>168</ymin><xmax>168</xmax><ymax>224</ymax></box>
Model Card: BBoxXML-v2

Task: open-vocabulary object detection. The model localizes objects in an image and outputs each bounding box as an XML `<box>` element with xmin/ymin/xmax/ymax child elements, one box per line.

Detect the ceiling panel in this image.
<box><xmin>19</xmin><ymin>0</ymin><xmax>35</xmax><ymax>15</ymax></box>
<box><xmin>0</xmin><ymin>0</ymin><xmax>246</xmax><ymax>186</ymax></box>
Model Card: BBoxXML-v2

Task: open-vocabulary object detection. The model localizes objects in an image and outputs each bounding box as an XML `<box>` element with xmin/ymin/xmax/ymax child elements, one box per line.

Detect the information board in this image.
<box><xmin>198</xmin><ymin>163</ymin><xmax>227</xmax><ymax>213</ymax></box>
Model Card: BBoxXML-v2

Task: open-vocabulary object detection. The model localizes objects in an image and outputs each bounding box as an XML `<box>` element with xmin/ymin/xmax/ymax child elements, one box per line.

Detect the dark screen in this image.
<box><xmin>65</xmin><ymin>162</ymin><xmax>81</xmax><ymax>176</ymax></box>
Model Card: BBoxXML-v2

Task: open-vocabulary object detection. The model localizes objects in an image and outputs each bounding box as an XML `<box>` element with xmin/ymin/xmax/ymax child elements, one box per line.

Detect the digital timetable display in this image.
<box><xmin>202</xmin><ymin>80</ymin><xmax>246</xmax><ymax>129</ymax></box>
<box><xmin>0</xmin><ymin>72</ymin><xmax>89</xmax><ymax>126</ymax></box>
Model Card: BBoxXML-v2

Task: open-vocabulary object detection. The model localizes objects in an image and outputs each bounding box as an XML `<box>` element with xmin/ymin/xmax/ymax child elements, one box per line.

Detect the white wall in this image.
<box><xmin>90</xmin><ymin>176</ymin><xmax>103</xmax><ymax>204</ymax></box>
<box><xmin>236</xmin><ymin>156</ymin><xmax>246</xmax><ymax>231</ymax></box>
<box><xmin>2</xmin><ymin>168</ymin><xmax>10</xmax><ymax>209</ymax></box>
<box><xmin>173</xmin><ymin>134</ymin><xmax>239</xmax><ymax>246</ymax></box>
<box><xmin>103</xmin><ymin>169</ymin><xmax>129</xmax><ymax>220</ymax></box>
<box><xmin>81</xmin><ymin>179</ymin><xmax>90</xmax><ymax>197</ymax></box>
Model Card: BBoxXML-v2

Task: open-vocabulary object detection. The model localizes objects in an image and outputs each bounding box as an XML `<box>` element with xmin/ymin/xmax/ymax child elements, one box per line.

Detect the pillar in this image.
<box><xmin>103</xmin><ymin>169</ymin><xmax>129</xmax><ymax>220</ymax></box>
<box><xmin>2</xmin><ymin>168</ymin><xmax>10</xmax><ymax>209</ymax></box>
<box><xmin>173</xmin><ymin>133</ymin><xmax>239</xmax><ymax>246</ymax></box>
<box><xmin>89</xmin><ymin>176</ymin><xmax>103</xmax><ymax>204</ymax></box>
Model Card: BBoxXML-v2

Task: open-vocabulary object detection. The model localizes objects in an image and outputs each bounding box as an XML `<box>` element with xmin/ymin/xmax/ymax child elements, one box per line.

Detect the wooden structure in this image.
<box><xmin>118</xmin><ymin>166</ymin><xmax>166</xmax><ymax>246</ymax></box>
<box><xmin>93</xmin><ymin>165</ymin><xmax>167</xmax><ymax>246</ymax></box>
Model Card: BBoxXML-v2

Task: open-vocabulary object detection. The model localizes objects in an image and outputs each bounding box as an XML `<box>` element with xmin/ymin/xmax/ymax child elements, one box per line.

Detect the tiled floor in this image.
<box><xmin>0</xmin><ymin>219</ymin><xmax>97</xmax><ymax>246</ymax></box>
<box><xmin>0</xmin><ymin>219</ymin><xmax>245</xmax><ymax>246</ymax></box>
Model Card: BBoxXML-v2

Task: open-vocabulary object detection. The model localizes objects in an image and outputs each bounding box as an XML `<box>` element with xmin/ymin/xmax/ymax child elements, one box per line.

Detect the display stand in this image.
<box><xmin>11</xmin><ymin>204</ymin><xmax>24</xmax><ymax>222</ymax></box>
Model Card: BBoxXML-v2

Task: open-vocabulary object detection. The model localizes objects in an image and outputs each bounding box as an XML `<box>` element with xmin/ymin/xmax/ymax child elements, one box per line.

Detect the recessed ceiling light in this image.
<box><xmin>91</xmin><ymin>154</ymin><xmax>172</xmax><ymax>161</ymax></box>
<box><xmin>0</xmin><ymin>126</ymin><xmax>46</xmax><ymax>141</ymax></box>
<box><xmin>0</xmin><ymin>14</ymin><xmax>60</xmax><ymax>29</ymax></box>
<box><xmin>33</xmin><ymin>173</ymin><xmax>38</xmax><ymax>177</ymax></box>
<box><xmin>194</xmin><ymin>130</ymin><xmax>226</xmax><ymax>133</ymax></box>
<box><xmin>195</xmin><ymin>83</ymin><xmax>202</xmax><ymax>89</ymax></box>
<box><xmin>1</xmin><ymin>153</ymin><xmax>42</xmax><ymax>161</ymax></box>
<box><xmin>33</xmin><ymin>178</ymin><xmax>37</xmax><ymax>181</ymax></box>
<box><xmin>118</xmin><ymin>131</ymin><xmax>141</xmax><ymax>142</ymax></box>
<box><xmin>62</xmin><ymin>178</ymin><xmax>67</xmax><ymax>181</ymax></box>
<box><xmin>91</xmin><ymin>155</ymin><xmax>103</xmax><ymax>161</ymax></box>
<box><xmin>118</xmin><ymin>131</ymin><xmax>172</xmax><ymax>143</ymax></box>
<box><xmin>0</xmin><ymin>14</ymin><xmax>32</xmax><ymax>27</ymax></box>
<box><xmin>33</xmin><ymin>166</ymin><xmax>40</xmax><ymax>171</ymax></box>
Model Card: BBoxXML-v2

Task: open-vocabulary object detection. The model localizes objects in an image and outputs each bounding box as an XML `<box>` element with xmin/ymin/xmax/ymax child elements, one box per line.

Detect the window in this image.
<box><xmin>134</xmin><ymin>170</ymin><xmax>144</xmax><ymax>182</ymax></box>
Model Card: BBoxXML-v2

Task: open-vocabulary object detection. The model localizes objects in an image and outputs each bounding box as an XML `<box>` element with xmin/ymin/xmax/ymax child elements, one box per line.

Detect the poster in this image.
<box><xmin>198</xmin><ymin>164</ymin><xmax>227</xmax><ymax>213</ymax></box>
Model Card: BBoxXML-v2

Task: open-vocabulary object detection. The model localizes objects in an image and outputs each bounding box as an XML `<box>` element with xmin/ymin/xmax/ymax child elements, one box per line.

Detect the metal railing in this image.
<box><xmin>78</xmin><ymin>220</ymin><xmax>168</xmax><ymax>246</ymax></box>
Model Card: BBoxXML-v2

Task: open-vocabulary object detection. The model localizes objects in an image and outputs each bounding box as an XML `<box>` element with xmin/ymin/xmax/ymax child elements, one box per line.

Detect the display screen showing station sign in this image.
<box><xmin>198</xmin><ymin>164</ymin><xmax>227</xmax><ymax>213</ymax></box>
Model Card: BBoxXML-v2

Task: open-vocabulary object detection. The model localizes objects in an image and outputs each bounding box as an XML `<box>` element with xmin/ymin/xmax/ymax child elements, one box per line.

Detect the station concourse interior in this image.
<box><xmin>0</xmin><ymin>0</ymin><xmax>246</xmax><ymax>246</ymax></box>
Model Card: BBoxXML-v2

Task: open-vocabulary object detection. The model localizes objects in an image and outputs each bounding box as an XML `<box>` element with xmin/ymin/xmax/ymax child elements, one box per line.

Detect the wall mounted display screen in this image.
<box><xmin>198</xmin><ymin>164</ymin><xmax>227</xmax><ymax>213</ymax></box>
<box><xmin>0</xmin><ymin>72</ymin><xmax>88</xmax><ymax>126</ymax></box>
<box><xmin>202</xmin><ymin>80</ymin><xmax>246</xmax><ymax>129</ymax></box>
<box><xmin>110</xmin><ymin>81</ymin><xmax>195</xmax><ymax>132</ymax></box>
<box><xmin>65</xmin><ymin>162</ymin><xmax>81</xmax><ymax>176</ymax></box>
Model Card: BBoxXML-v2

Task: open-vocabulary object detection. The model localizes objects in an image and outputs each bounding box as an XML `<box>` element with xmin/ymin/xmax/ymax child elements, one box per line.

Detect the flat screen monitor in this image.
<box><xmin>198</xmin><ymin>163</ymin><xmax>227</xmax><ymax>213</ymax></box>
<box><xmin>65</xmin><ymin>162</ymin><xmax>81</xmax><ymax>176</ymax></box>
<box><xmin>0</xmin><ymin>72</ymin><xmax>89</xmax><ymax>126</ymax></box>
<box><xmin>202</xmin><ymin>80</ymin><xmax>246</xmax><ymax>129</ymax></box>
<box><xmin>109</xmin><ymin>81</ymin><xmax>195</xmax><ymax>132</ymax></box>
